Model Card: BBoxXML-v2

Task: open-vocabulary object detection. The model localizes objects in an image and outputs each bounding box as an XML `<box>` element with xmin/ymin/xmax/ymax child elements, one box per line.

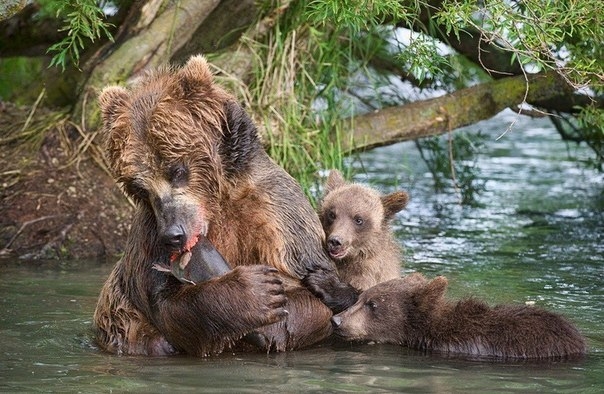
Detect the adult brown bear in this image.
<box><xmin>94</xmin><ymin>55</ymin><xmax>358</xmax><ymax>356</ymax></box>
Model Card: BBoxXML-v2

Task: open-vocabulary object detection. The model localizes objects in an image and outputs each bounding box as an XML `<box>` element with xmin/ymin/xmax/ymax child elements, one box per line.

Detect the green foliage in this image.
<box><xmin>251</xmin><ymin>1</ymin><xmax>504</xmax><ymax>202</ymax></box>
<box><xmin>433</xmin><ymin>0</ymin><xmax>604</xmax><ymax>172</ymax></box>
<box><xmin>251</xmin><ymin>1</ymin><xmax>436</xmax><ymax>202</ymax></box>
<box><xmin>436</xmin><ymin>0</ymin><xmax>604</xmax><ymax>89</ymax></box>
<box><xmin>47</xmin><ymin>0</ymin><xmax>113</xmax><ymax>71</ymax></box>
<box><xmin>253</xmin><ymin>0</ymin><xmax>603</xmax><ymax>202</ymax></box>
<box><xmin>396</xmin><ymin>33</ymin><xmax>448</xmax><ymax>84</ymax></box>
<box><xmin>305</xmin><ymin>0</ymin><xmax>413</xmax><ymax>32</ymax></box>
<box><xmin>246</xmin><ymin>6</ymin><xmax>354</xmax><ymax>204</ymax></box>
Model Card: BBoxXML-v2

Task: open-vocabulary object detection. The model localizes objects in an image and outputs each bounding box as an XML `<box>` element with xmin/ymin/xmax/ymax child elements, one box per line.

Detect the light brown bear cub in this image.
<box><xmin>332</xmin><ymin>273</ymin><xmax>587</xmax><ymax>359</ymax></box>
<box><xmin>319</xmin><ymin>170</ymin><xmax>409</xmax><ymax>291</ymax></box>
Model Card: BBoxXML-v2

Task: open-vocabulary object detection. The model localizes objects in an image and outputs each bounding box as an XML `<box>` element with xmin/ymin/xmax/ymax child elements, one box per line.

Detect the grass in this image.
<box><xmin>219</xmin><ymin>15</ymin><xmax>353</xmax><ymax>205</ymax></box>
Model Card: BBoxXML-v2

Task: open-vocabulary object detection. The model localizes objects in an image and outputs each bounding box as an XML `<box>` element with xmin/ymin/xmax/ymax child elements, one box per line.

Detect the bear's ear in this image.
<box><xmin>98</xmin><ymin>86</ymin><xmax>129</xmax><ymax>128</ymax></box>
<box><xmin>401</xmin><ymin>272</ymin><xmax>428</xmax><ymax>287</ymax></box>
<box><xmin>381</xmin><ymin>191</ymin><xmax>409</xmax><ymax>221</ymax></box>
<box><xmin>324</xmin><ymin>170</ymin><xmax>346</xmax><ymax>195</ymax></box>
<box><xmin>220</xmin><ymin>100</ymin><xmax>260</xmax><ymax>176</ymax></box>
<box><xmin>415</xmin><ymin>276</ymin><xmax>448</xmax><ymax>311</ymax></box>
<box><xmin>177</xmin><ymin>55</ymin><xmax>214</xmax><ymax>99</ymax></box>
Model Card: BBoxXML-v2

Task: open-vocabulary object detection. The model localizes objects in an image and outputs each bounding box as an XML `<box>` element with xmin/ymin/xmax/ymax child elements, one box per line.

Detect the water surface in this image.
<box><xmin>1</xmin><ymin>111</ymin><xmax>603</xmax><ymax>392</ymax></box>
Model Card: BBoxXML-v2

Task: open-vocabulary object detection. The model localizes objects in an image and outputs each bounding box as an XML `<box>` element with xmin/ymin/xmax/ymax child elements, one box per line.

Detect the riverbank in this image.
<box><xmin>0</xmin><ymin>102</ymin><xmax>133</xmax><ymax>260</ymax></box>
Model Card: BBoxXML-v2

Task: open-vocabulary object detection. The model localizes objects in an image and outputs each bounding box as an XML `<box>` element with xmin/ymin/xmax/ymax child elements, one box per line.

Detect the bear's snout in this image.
<box><xmin>327</xmin><ymin>236</ymin><xmax>342</xmax><ymax>248</ymax></box>
<box><xmin>331</xmin><ymin>315</ymin><xmax>342</xmax><ymax>328</ymax></box>
<box><xmin>327</xmin><ymin>236</ymin><xmax>348</xmax><ymax>259</ymax></box>
<box><xmin>162</xmin><ymin>224</ymin><xmax>186</xmax><ymax>249</ymax></box>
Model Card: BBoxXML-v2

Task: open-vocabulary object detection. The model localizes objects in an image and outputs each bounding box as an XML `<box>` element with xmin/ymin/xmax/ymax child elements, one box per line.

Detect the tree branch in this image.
<box><xmin>344</xmin><ymin>71</ymin><xmax>574</xmax><ymax>152</ymax></box>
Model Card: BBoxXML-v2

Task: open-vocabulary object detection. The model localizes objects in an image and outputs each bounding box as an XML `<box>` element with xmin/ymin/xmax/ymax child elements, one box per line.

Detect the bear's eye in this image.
<box><xmin>365</xmin><ymin>300</ymin><xmax>378</xmax><ymax>311</ymax></box>
<box><xmin>354</xmin><ymin>215</ymin><xmax>364</xmax><ymax>226</ymax></box>
<box><xmin>125</xmin><ymin>182</ymin><xmax>149</xmax><ymax>201</ymax></box>
<box><xmin>169</xmin><ymin>165</ymin><xmax>189</xmax><ymax>187</ymax></box>
<box><xmin>327</xmin><ymin>210</ymin><xmax>337</xmax><ymax>222</ymax></box>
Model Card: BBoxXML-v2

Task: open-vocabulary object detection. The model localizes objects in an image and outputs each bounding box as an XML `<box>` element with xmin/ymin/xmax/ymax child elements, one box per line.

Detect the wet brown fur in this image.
<box><xmin>319</xmin><ymin>170</ymin><xmax>409</xmax><ymax>291</ymax></box>
<box><xmin>94</xmin><ymin>56</ymin><xmax>357</xmax><ymax>356</ymax></box>
<box><xmin>332</xmin><ymin>273</ymin><xmax>587</xmax><ymax>359</ymax></box>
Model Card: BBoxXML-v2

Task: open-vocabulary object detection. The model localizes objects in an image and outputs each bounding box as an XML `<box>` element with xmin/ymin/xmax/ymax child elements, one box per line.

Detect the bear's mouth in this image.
<box><xmin>328</xmin><ymin>246</ymin><xmax>348</xmax><ymax>260</ymax></box>
<box><xmin>169</xmin><ymin>233</ymin><xmax>202</xmax><ymax>262</ymax></box>
<box><xmin>330</xmin><ymin>324</ymin><xmax>357</xmax><ymax>340</ymax></box>
<box><xmin>165</xmin><ymin>219</ymin><xmax>209</xmax><ymax>259</ymax></box>
<box><xmin>156</xmin><ymin>233</ymin><xmax>231</xmax><ymax>285</ymax></box>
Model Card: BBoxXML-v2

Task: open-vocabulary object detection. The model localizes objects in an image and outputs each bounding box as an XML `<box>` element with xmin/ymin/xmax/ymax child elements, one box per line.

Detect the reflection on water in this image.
<box><xmin>1</xmin><ymin>111</ymin><xmax>603</xmax><ymax>392</ymax></box>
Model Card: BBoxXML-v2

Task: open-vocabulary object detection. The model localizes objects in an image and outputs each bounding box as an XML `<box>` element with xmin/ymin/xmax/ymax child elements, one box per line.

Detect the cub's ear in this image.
<box><xmin>381</xmin><ymin>191</ymin><xmax>409</xmax><ymax>221</ymax></box>
<box><xmin>325</xmin><ymin>170</ymin><xmax>346</xmax><ymax>195</ymax></box>
<box><xmin>401</xmin><ymin>272</ymin><xmax>428</xmax><ymax>288</ymax></box>
<box><xmin>416</xmin><ymin>276</ymin><xmax>448</xmax><ymax>311</ymax></box>
<box><xmin>98</xmin><ymin>86</ymin><xmax>129</xmax><ymax>129</ymax></box>
<box><xmin>177</xmin><ymin>55</ymin><xmax>214</xmax><ymax>98</ymax></box>
<box><xmin>427</xmin><ymin>276</ymin><xmax>448</xmax><ymax>296</ymax></box>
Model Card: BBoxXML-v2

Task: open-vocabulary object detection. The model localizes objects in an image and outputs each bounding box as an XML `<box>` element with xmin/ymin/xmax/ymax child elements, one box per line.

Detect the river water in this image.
<box><xmin>1</xmin><ymin>110</ymin><xmax>603</xmax><ymax>392</ymax></box>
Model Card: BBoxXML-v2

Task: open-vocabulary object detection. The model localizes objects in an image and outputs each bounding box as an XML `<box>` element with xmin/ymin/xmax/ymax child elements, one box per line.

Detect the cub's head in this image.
<box><xmin>319</xmin><ymin>170</ymin><xmax>409</xmax><ymax>262</ymax></box>
<box><xmin>331</xmin><ymin>273</ymin><xmax>448</xmax><ymax>344</ymax></box>
<box><xmin>98</xmin><ymin>55</ymin><xmax>262</xmax><ymax>254</ymax></box>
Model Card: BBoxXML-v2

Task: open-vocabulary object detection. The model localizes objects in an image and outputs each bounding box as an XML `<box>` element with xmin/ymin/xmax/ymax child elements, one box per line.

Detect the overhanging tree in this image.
<box><xmin>2</xmin><ymin>0</ymin><xmax>603</xmax><ymax>177</ymax></box>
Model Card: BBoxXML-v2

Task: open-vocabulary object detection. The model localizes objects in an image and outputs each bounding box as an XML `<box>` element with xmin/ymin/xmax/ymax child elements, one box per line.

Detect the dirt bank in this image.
<box><xmin>0</xmin><ymin>102</ymin><xmax>133</xmax><ymax>261</ymax></box>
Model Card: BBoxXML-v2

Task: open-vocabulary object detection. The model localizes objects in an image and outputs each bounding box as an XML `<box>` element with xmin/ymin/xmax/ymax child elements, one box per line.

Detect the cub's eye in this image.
<box><xmin>169</xmin><ymin>165</ymin><xmax>188</xmax><ymax>186</ymax></box>
<box><xmin>365</xmin><ymin>300</ymin><xmax>378</xmax><ymax>311</ymax></box>
<box><xmin>323</xmin><ymin>209</ymin><xmax>336</xmax><ymax>225</ymax></box>
<box><xmin>327</xmin><ymin>210</ymin><xmax>337</xmax><ymax>222</ymax></box>
<box><xmin>354</xmin><ymin>215</ymin><xmax>364</xmax><ymax>226</ymax></box>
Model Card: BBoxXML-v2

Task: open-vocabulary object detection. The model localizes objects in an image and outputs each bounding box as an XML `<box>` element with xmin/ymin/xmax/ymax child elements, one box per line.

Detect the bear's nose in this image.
<box><xmin>331</xmin><ymin>315</ymin><xmax>342</xmax><ymax>328</ymax></box>
<box><xmin>163</xmin><ymin>225</ymin><xmax>186</xmax><ymax>249</ymax></box>
<box><xmin>327</xmin><ymin>236</ymin><xmax>342</xmax><ymax>248</ymax></box>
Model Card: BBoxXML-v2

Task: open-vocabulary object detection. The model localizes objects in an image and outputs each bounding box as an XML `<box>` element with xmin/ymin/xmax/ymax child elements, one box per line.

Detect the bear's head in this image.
<box><xmin>319</xmin><ymin>170</ymin><xmax>409</xmax><ymax>262</ymax></box>
<box><xmin>331</xmin><ymin>273</ymin><xmax>448</xmax><ymax>345</ymax></box>
<box><xmin>98</xmin><ymin>55</ymin><xmax>262</xmax><ymax>255</ymax></box>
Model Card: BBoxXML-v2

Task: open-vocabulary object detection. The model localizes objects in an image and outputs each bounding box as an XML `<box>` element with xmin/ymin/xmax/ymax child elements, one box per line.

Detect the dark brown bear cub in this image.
<box><xmin>94</xmin><ymin>56</ymin><xmax>359</xmax><ymax>357</ymax></box>
<box><xmin>332</xmin><ymin>273</ymin><xmax>587</xmax><ymax>359</ymax></box>
<box><xmin>319</xmin><ymin>170</ymin><xmax>409</xmax><ymax>291</ymax></box>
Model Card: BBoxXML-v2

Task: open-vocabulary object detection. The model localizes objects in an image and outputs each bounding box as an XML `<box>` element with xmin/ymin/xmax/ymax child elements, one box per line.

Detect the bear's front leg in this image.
<box><xmin>303</xmin><ymin>266</ymin><xmax>360</xmax><ymax>314</ymax></box>
<box><xmin>93</xmin><ymin>269</ymin><xmax>179</xmax><ymax>356</ymax></box>
<box><xmin>152</xmin><ymin>265</ymin><xmax>288</xmax><ymax>356</ymax></box>
<box><xmin>255</xmin><ymin>286</ymin><xmax>333</xmax><ymax>351</ymax></box>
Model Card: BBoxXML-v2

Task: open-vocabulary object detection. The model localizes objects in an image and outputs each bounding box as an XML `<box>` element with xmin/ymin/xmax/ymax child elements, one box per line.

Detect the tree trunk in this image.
<box><xmin>74</xmin><ymin>0</ymin><xmax>221</xmax><ymax>130</ymax></box>
<box><xmin>345</xmin><ymin>72</ymin><xmax>573</xmax><ymax>152</ymax></box>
